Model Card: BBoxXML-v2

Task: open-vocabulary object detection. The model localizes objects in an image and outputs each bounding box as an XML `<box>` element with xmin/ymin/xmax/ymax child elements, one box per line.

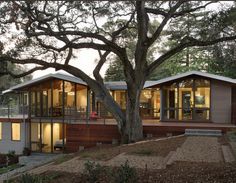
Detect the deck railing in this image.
<box><xmin>0</xmin><ymin>105</ymin><xmax>28</xmax><ymax>118</ymax></box>
<box><xmin>0</xmin><ymin>104</ymin><xmax>160</xmax><ymax>123</ymax></box>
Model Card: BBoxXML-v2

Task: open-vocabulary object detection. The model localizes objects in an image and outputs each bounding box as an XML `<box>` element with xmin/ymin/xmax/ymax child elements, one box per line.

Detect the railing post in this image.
<box><xmin>7</xmin><ymin>103</ymin><xmax>10</xmax><ymax>119</ymax></box>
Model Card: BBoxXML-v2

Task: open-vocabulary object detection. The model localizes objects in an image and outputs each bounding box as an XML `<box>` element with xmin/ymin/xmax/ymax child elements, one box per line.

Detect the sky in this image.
<box><xmin>32</xmin><ymin>49</ymin><xmax>108</xmax><ymax>79</ymax></box>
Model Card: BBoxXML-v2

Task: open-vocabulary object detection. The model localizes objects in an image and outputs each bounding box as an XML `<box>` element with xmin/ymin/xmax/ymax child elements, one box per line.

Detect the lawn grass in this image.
<box><xmin>0</xmin><ymin>164</ymin><xmax>23</xmax><ymax>175</ymax></box>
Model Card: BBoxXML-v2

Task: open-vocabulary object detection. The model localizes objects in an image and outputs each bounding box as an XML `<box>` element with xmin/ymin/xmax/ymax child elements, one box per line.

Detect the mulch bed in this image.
<box><xmin>43</xmin><ymin>162</ymin><xmax>236</xmax><ymax>183</ymax></box>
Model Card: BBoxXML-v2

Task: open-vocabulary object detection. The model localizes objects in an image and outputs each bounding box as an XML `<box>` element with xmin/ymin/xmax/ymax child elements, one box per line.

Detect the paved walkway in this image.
<box><xmin>0</xmin><ymin>153</ymin><xmax>62</xmax><ymax>182</ymax></box>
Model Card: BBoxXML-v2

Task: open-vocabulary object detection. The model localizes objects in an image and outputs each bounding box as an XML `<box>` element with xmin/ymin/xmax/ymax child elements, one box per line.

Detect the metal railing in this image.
<box><xmin>0</xmin><ymin>105</ymin><xmax>28</xmax><ymax>118</ymax></box>
<box><xmin>0</xmin><ymin>104</ymin><xmax>160</xmax><ymax>123</ymax></box>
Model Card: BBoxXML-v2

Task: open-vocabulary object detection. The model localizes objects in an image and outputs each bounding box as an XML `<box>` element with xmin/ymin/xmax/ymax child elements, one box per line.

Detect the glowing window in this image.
<box><xmin>12</xmin><ymin>123</ymin><xmax>21</xmax><ymax>141</ymax></box>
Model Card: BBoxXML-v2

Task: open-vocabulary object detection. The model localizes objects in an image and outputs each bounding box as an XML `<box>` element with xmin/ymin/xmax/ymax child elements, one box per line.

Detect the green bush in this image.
<box><xmin>83</xmin><ymin>161</ymin><xmax>103</xmax><ymax>183</ymax></box>
<box><xmin>17</xmin><ymin>173</ymin><xmax>53</xmax><ymax>183</ymax></box>
<box><xmin>113</xmin><ymin>161</ymin><xmax>137</xmax><ymax>183</ymax></box>
<box><xmin>19</xmin><ymin>174</ymin><xmax>42</xmax><ymax>183</ymax></box>
<box><xmin>7</xmin><ymin>151</ymin><xmax>16</xmax><ymax>158</ymax></box>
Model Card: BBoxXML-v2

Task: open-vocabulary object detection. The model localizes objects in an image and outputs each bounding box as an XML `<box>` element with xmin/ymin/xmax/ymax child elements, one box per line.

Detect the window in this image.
<box><xmin>12</xmin><ymin>123</ymin><xmax>21</xmax><ymax>141</ymax></box>
<box><xmin>0</xmin><ymin>122</ymin><xmax>2</xmax><ymax>140</ymax></box>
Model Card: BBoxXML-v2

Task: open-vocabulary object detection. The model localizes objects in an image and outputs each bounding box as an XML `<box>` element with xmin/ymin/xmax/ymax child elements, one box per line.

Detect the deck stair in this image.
<box><xmin>185</xmin><ymin>129</ymin><xmax>222</xmax><ymax>137</ymax></box>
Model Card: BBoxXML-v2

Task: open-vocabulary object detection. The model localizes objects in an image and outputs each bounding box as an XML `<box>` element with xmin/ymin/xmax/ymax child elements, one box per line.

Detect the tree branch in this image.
<box><xmin>147</xmin><ymin>35</ymin><xmax>236</xmax><ymax>75</ymax></box>
<box><xmin>0</xmin><ymin>66</ymin><xmax>47</xmax><ymax>78</ymax></box>
<box><xmin>146</xmin><ymin>1</ymin><xmax>214</xmax><ymax>18</ymax></box>
<box><xmin>93</xmin><ymin>50</ymin><xmax>110</xmax><ymax>84</ymax></box>
<box><xmin>147</xmin><ymin>1</ymin><xmax>185</xmax><ymax>46</ymax></box>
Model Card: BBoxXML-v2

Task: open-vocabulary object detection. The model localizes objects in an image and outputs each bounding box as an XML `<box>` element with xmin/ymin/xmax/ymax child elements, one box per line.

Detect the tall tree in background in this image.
<box><xmin>0</xmin><ymin>1</ymin><xmax>235</xmax><ymax>142</ymax></box>
<box><xmin>150</xmin><ymin>2</ymin><xmax>236</xmax><ymax>80</ymax></box>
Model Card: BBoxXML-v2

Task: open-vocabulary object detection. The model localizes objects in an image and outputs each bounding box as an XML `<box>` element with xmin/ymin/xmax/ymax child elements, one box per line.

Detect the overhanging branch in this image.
<box><xmin>147</xmin><ymin>35</ymin><xmax>236</xmax><ymax>75</ymax></box>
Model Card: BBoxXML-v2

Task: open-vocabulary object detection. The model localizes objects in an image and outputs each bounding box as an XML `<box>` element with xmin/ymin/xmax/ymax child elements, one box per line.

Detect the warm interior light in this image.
<box><xmin>143</xmin><ymin>90</ymin><xmax>152</xmax><ymax>99</ymax></box>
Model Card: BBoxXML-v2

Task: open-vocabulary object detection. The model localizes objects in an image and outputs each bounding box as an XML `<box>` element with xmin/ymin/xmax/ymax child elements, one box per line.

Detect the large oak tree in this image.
<box><xmin>0</xmin><ymin>1</ymin><xmax>235</xmax><ymax>143</ymax></box>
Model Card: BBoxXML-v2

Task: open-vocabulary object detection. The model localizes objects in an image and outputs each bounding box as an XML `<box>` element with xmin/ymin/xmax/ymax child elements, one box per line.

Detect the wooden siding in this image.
<box><xmin>0</xmin><ymin>118</ymin><xmax>26</xmax><ymax>123</ymax></box>
<box><xmin>211</xmin><ymin>80</ymin><xmax>232</xmax><ymax>123</ymax></box>
<box><xmin>65</xmin><ymin>123</ymin><xmax>234</xmax><ymax>152</ymax></box>
<box><xmin>232</xmin><ymin>87</ymin><xmax>236</xmax><ymax>125</ymax></box>
<box><xmin>66</xmin><ymin>124</ymin><xmax>120</xmax><ymax>152</ymax></box>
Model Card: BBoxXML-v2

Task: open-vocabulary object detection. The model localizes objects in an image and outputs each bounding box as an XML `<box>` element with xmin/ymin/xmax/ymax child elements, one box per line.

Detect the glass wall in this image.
<box><xmin>113</xmin><ymin>90</ymin><xmax>126</xmax><ymax>110</ymax></box>
<box><xmin>163</xmin><ymin>83</ymin><xmax>178</xmax><ymax>120</ymax></box>
<box><xmin>76</xmin><ymin>84</ymin><xmax>87</xmax><ymax>118</ymax></box>
<box><xmin>109</xmin><ymin>89</ymin><xmax>160</xmax><ymax>118</ymax></box>
<box><xmin>31</xmin><ymin>123</ymin><xmax>40</xmax><ymax>152</ymax></box>
<box><xmin>29</xmin><ymin>79</ymin><xmax>88</xmax><ymax>118</ymax></box>
<box><xmin>162</xmin><ymin>78</ymin><xmax>210</xmax><ymax>121</ymax></box>
<box><xmin>194</xmin><ymin>79</ymin><xmax>210</xmax><ymax>120</ymax></box>
<box><xmin>179</xmin><ymin>79</ymin><xmax>194</xmax><ymax>120</ymax></box>
<box><xmin>140</xmin><ymin>89</ymin><xmax>160</xmax><ymax>118</ymax></box>
<box><xmin>31</xmin><ymin>122</ymin><xmax>65</xmax><ymax>153</ymax></box>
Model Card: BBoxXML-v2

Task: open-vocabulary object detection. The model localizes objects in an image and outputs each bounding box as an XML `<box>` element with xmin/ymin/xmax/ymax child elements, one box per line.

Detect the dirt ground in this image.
<box><xmin>78</xmin><ymin>136</ymin><xmax>186</xmax><ymax>160</ymax></box>
<box><xmin>44</xmin><ymin>162</ymin><xmax>236</xmax><ymax>183</ymax></box>
<box><xmin>12</xmin><ymin>135</ymin><xmax>236</xmax><ymax>183</ymax></box>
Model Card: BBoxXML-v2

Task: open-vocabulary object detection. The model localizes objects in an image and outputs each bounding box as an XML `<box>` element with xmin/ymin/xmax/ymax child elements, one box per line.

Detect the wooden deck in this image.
<box><xmin>65</xmin><ymin>120</ymin><xmax>236</xmax><ymax>152</ymax></box>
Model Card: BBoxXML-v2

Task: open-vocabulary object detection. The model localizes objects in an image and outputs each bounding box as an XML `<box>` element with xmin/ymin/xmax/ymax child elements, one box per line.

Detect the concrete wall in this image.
<box><xmin>211</xmin><ymin>80</ymin><xmax>232</xmax><ymax>124</ymax></box>
<box><xmin>0</xmin><ymin>121</ymin><xmax>27</xmax><ymax>154</ymax></box>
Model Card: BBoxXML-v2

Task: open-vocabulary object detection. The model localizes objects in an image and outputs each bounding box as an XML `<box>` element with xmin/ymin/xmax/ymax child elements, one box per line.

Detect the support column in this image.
<box><xmin>39</xmin><ymin>85</ymin><xmax>43</xmax><ymax>153</ymax></box>
<box><xmin>160</xmin><ymin>87</ymin><xmax>163</xmax><ymax>121</ymax></box>
<box><xmin>62</xmin><ymin>81</ymin><xmax>65</xmax><ymax>152</ymax></box>
<box><xmin>86</xmin><ymin>88</ymin><xmax>90</xmax><ymax>125</ymax></box>
<box><xmin>50</xmin><ymin>80</ymin><xmax>54</xmax><ymax>153</ymax></box>
<box><xmin>29</xmin><ymin>91</ymin><xmax>32</xmax><ymax>150</ymax></box>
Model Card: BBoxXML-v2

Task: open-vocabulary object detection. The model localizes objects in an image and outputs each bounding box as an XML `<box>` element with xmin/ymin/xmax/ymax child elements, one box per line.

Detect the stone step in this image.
<box><xmin>185</xmin><ymin>129</ymin><xmax>222</xmax><ymax>137</ymax></box>
<box><xmin>221</xmin><ymin>145</ymin><xmax>235</xmax><ymax>163</ymax></box>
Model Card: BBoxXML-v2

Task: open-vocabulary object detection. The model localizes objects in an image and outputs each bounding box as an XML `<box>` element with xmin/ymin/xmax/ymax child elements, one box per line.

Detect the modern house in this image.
<box><xmin>0</xmin><ymin>71</ymin><xmax>235</xmax><ymax>154</ymax></box>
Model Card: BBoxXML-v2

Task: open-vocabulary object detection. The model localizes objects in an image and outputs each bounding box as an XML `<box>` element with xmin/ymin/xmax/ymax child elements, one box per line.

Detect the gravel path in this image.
<box><xmin>106</xmin><ymin>152</ymin><xmax>164</xmax><ymax>169</ymax></box>
<box><xmin>12</xmin><ymin>136</ymin><xmax>227</xmax><ymax>177</ymax></box>
<box><xmin>170</xmin><ymin>136</ymin><xmax>223</xmax><ymax>163</ymax></box>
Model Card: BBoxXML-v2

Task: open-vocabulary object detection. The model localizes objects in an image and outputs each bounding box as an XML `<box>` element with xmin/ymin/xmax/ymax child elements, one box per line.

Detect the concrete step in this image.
<box><xmin>185</xmin><ymin>129</ymin><xmax>222</xmax><ymax>137</ymax></box>
<box><xmin>222</xmin><ymin>145</ymin><xmax>235</xmax><ymax>163</ymax></box>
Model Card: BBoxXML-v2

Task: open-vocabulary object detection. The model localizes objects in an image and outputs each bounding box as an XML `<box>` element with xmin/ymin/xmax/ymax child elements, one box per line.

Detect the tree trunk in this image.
<box><xmin>120</xmin><ymin>86</ymin><xmax>143</xmax><ymax>143</ymax></box>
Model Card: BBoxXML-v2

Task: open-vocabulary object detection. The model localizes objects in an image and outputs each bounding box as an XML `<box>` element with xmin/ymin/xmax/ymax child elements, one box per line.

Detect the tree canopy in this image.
<box><xmin>0</xmin><ymin>1</ymin><xmax>235</xmax><ymax>142</ymax></box>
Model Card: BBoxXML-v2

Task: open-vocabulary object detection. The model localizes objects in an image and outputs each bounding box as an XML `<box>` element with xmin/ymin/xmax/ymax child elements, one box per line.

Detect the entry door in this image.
<box><xmin>182</xmin><ymin>91</ymin><xmax>192</xmax><ymax>120</ymax></box>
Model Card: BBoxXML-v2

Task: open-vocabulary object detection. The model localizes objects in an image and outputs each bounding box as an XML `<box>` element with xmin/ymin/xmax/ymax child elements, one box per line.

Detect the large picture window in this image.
<box><xmin>12</xmin><ymin>123</ymin><xmax>21</xmax><ymax>141</ymax></box>
<box><xmin>163</xmin><ymin>78</ymin><xmax>210</xmax><ymax>121</ymax></box>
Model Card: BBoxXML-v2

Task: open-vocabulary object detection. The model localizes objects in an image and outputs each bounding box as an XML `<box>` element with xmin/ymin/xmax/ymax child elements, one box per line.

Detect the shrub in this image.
<box><xmin>83</xmin><ymin>161</ymin><xmax>103</xmax><ymax>183</ymax></box>
<box><xmin>18</xmin><ymin>174</ymin><xmax>43</xmax><ymax>183</ymax></box>
<box><xmin>23</xmin><ymin>148</ymin><xmax>31</xmax><ymax>156</ymax></box>
<box><xmin>113</xmin><ymin>161</ymin><xmax>137</xmax><ymax>183</ymax></box>
<box><xmin>7</xmin><ymin>151</ymin><xmax>16</xmax><ymax>158</ymax></box>
<box><xmin>17</xmin><ymin>173</ymin><xmax>53</xmax><ymax>183</ymax></box>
